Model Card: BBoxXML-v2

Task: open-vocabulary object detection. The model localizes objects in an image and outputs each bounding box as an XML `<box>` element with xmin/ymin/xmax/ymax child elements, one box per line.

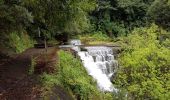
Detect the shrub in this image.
<box><xmin>58</xmin><ymin>50</ymin><xmax>100</xmax><ymax>99</ymax></box>
<box><xmin>80</xmin><ymin>31</ymin><xmax>111</xmax><ymax>41</ymax></box>
<box><xmin>113</xmin><ymin>24</ymin><xmax>170</xmax><ymax>100</ymax></box>
<box><xmin>79</xmin><ymin>31</ymin><xmax>113</xmax><ymax>45</ymax></box>
<box><xmin>28</xmin><ymin>56</ymin><xmax>36</xmax><ymax>75</ymax></box>
<box><xmin>8</xmin><ymin>32</ymin><xmax>34</xmax><ymax>53</ymax></box>
<box><xmin>41</xmin><ymin>50</ymin><xmax>114</xmax><ymax>100</ymax></box>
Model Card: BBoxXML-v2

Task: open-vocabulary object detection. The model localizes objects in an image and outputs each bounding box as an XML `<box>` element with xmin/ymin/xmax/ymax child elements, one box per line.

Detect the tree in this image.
<box><xmin>0</xmin><ymin>1</ymin><xmax>33</xmax><ymax>47</ymax></box>
<box><xmin>148</xmin><ymin>0</ymin><xmax>170</xmax><ymax>30</ymax></box>
<box><xmin>89</xmin><ymin>0</ymin><xmax>155</xmax><ymax>37</ymax></box>
<box><xmin>0</xmin><ymin>1</ymin><xmax>33</xmax><ymax>34</ymax></box>
<box><xmin>113</xmin><ymin>24</ymin><xmax>170</xmax><ymax>99</ymax></box>
<box><xmin>116</xmin><ymin>0</ymin><xmax>154</xmax><ymax>28</ymax></box>
<box><xmin>23</xmin><ymin>0</ymin><xmax>96</xmax><ymax>38</ymax></box>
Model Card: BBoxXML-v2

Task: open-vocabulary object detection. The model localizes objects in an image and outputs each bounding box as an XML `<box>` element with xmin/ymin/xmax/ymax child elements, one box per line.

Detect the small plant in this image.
<box><xmin>28</xmin><ymin>56</ymin><xmax>36</xmax><ymax>75</ymax></box>
<box><xmin>40</xmin><ymin>73</ymin><xmax>61</xmax><ymax>89</ymax></box>
<box><xmin>8</xmin><ymin>32</ymin><xmax>34</xmax><ymax>53</ymax></box>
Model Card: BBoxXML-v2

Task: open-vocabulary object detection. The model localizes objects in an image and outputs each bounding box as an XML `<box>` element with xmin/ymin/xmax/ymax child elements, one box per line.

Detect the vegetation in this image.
<box><xmin>28</xmin><ymin>56</ymin><xmax>36</xmax><ymax>75</ymax></box>
<box><xmin>113</xmin><ymin>24</ymin><xmax>170</xmax><ymax>100</ymax></box>
<box><xmin>79</xmin><ymin>31</ymin><xmax>113</xmax><ymax>45</ymax></box>
<box><xmin>0</xmin><ymin>0</ymin><xmax>170</xmax><ymax>99</ymax></box>
<box><xmin>148</xmin><ymin>0</ymin><xmax>170</xmax><ymax>30</ymax></box>
<box><xmin>0</xmin><ymin>0</ymin><xmax>96</xmax><ymax>52</ymax></box>
<box><xmin>40</xmin><ymin>51</ymin><xmax>114</xmax><ymax>100</ymax></box>
<box><xmin>8</xmin><ymin>32</ymin><xmax>34</xmax><ymax>53</ymax></box>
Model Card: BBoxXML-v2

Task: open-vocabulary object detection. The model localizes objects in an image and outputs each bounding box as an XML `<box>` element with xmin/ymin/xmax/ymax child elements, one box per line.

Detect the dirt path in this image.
<box><xmin>0</xmin><ymin>47</ymin><xmax>57</xmax><ymax>100</ymax></box>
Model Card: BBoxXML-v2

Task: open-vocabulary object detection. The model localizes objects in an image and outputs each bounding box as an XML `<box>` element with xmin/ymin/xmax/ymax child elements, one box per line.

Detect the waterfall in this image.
<box><xmin>78</xmin><ymin>46</ymin><xmax>118</xmax><ymax>92</ymax></box>
<box><xmin>64</xmin><ymin>39</ymin><xmax>118</xmax><ymax>92</ymax></box>
<box><xmin>69</xmin><ymin>39</ymin><xmax>82</xmax><ymax>46</ymax></box>
<box><xmin>59</xmin><ymin>39</ymin><xmax>81</xmax><ymax>49</ymax></box>
<box><xmin>84</xmin><ymin>47</ymin><xmax>118</xmax><ymax>77</ymax></box>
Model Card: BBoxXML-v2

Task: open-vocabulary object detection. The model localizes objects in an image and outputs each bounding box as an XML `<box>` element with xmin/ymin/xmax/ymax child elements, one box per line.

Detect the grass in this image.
<box><xmin>40</xmin><ymin>50</ymin><xmax>115</xmax><ymax>100</ymax></box>
<box><xmin>78</xmin><ymin>31</ymin><xmax>115</xmax><ymax>45</ymax></box>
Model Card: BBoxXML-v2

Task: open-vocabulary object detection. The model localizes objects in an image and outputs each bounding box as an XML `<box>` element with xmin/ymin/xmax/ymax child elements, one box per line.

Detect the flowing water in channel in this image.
<box><xmin>64</xmin><ymin>39</ymin><xmax>118</xmax><ymax>92</ymax></box>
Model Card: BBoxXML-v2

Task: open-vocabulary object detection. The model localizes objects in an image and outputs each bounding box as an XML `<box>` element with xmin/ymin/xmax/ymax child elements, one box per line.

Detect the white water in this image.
<box><xmin>68</xmin><ymin>40</ymin><xmax>118</xmax><ymax>92</ymax></box>
<box><xmin>69</xmin><ymin>39</ymin><xmax>82</xmax><ymax>46</ymax></box>
<box><xmin>78</xmin><ymin>47</ymin><xmax>118</xmax><ymax>92</ymax></box>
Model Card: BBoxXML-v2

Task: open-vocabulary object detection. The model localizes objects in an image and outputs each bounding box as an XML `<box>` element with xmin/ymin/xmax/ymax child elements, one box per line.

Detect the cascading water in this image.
<box><xmin>65</xmin><ymin>39</ymin><xmax>118</xmax><ymax>92</ymax></box>
<box><xmin>59</xmin><ymin>39</ymin><xmax>82</xmax><ymax>49</ymax></box>
<box><xmin>69</xmin><ymin>39</ymin><xmax>82</xmax><ymax>46</ymax></box>
<box><xmin>78</xmin><ymin>46</ymin><xmax>118</xmax><ymax>92</ymax></box>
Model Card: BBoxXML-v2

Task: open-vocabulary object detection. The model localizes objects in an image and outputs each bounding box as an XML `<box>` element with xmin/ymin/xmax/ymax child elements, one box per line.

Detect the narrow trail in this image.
<box><xmin>0</xmin><ymin>47</ymin><xmax>57</xmax><ymax>100</ymax></box>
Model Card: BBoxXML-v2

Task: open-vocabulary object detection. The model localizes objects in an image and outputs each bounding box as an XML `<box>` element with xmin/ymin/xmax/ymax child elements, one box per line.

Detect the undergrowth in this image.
<box><xmin>8</xmin><ymin>32</ymin><xmax>34</xmax><ymax>53</ymax></box>
<box><xmin>40</xmin><ymin>50</ymin><xmax>114</xmax><ymax>100</ymax></box>
<box><xmin>79</xmin><ymin>31</ymin><xmax>114</xmax><ymax>45</ymax></box>
<box><xmin>114</xmin><ymin>24</ymin><xmax>170</xmax><ymax>100</ymax></box>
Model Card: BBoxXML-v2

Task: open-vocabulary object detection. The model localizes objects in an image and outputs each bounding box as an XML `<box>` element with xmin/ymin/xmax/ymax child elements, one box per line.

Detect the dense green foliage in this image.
<box><xmin>1</xmin><ymin>0</ymin><xmax>169</xmax><ymax>50</ymax></box>
<box><xmin>41</xmin><ymin>51</ymin><xmax>113</xmax><ymax>100</ymax></box>
<box><xmin>23</xmin><ymin>0</ymin><xmax>96</xmax><ymax>35</ymax></box>
<box><xmin>79</xmin><ymin>31</ymin><xmax>113</xmax><ymax>45</ymax></box>
<box><xmin>148</xmin><ymin>0</ymin><xmax>170</xmax><ymax>30</ymax></box>
<box><xmin>0</xmin><ymin>0</ymin><xmax>96</xmax><ymax>52</ymax></box>
<box><xmin>113</xmin><ymin>24</ymin><xmax>170</xmax><ymax>100</ymax></box>
<box><xmin>0</xmin><ymin>3</ymin><xmax>33</xmax><ymax>34</ymax></box>
<box><xmin>90</xmin><ymin>0</ymin><xmax>154</xmax><ymax>37</ymax></box>
<box><xmin>8</xmin><ymin>32</ymin><xmax>34</xmax><ymax>53</ymax></box>
<box><xmin>0</xmin><ymin>0</ymin><xmax>170</xmax><ymax>99</ymax></box>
